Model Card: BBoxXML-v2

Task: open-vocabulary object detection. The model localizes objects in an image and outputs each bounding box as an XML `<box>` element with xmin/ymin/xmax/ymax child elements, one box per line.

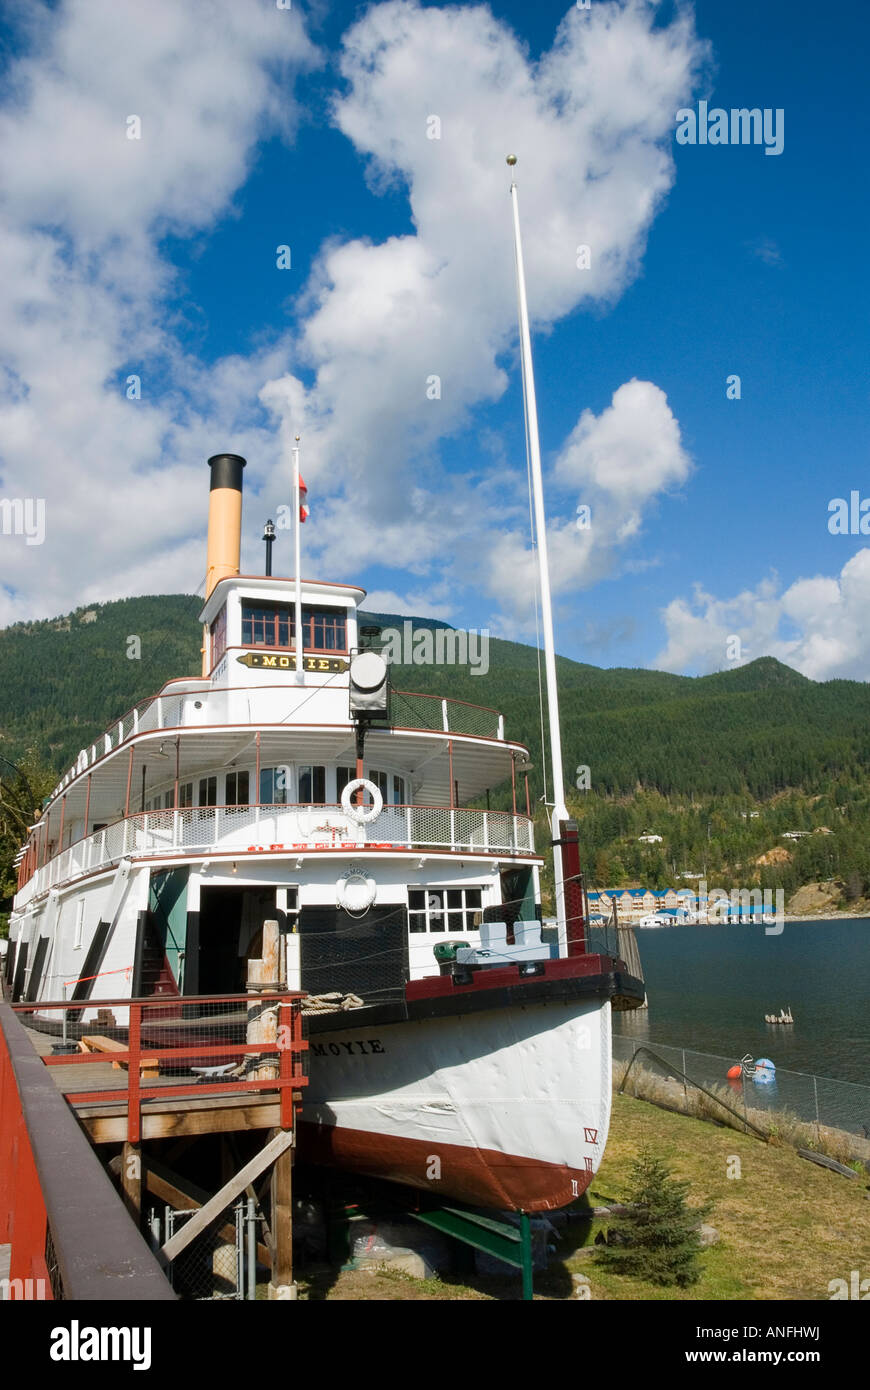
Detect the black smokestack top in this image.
<box><xmin>208</xmin><ymin>454</ymin><xmax>246</xmax><ymax>491</ymax></box>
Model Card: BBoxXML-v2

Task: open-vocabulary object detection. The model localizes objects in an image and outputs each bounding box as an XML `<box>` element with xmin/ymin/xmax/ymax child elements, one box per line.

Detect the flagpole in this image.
<box><xmin>507</xmin><ymin>155</ymin><xmax>569</xmax><ymax>940</ymax></box>
<box><xmin>293</xmin><ymin>435</ymin><xmax>303</xmax><ymax>677</ymax></box>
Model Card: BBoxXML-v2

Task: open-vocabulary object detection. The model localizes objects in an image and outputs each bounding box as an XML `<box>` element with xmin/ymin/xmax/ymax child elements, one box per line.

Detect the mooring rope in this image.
<box><xmin>301</xmin><ymin>991</ymin><xmax>365</xmax><ymax>1015</ymax></box>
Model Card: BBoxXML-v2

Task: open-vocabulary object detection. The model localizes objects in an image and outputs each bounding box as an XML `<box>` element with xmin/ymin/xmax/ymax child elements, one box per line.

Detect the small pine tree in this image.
<box><xmin>596</xmin><ymin>1146</ymin><xmax>712</xmax><ymax>1287</ymax></box>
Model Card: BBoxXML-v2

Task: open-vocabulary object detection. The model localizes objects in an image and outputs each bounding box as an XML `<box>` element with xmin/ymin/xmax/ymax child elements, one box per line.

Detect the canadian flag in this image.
<box><xmin>299</xmin><ymin>475</ymin><xmax>310</xmax><ymax>523</ymax></box>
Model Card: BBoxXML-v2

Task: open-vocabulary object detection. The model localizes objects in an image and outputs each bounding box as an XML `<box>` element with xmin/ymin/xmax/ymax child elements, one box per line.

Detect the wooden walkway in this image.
<box><xmin>23</xmin><ymin>1025</ymin><xmax>289</xmax><ymax>1143</ymax></box>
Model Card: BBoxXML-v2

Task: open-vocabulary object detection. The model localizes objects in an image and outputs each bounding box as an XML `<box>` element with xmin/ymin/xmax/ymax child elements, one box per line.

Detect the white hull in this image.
<box><xmin>299</xmin><ymin>996</ymin><xmax>612</xmax><ymax>1211</ymax></box>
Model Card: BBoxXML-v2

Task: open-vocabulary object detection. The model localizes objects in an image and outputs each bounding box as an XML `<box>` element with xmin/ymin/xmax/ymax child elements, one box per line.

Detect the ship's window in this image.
<box><xmin>392</xmin><ymin>775</ymin><xmax>405</xmax><ymax>805</ymax></box>
<box><xmin>242</xmin><ymin>602</ymin><xmax>292</xmax><ymax>649</ymax></box>
<box><xmin>164</xmin><ymin>791</ymin><xmax>174</xmax><ymax>809</ymax></box>
<box><xmin>298</xmin><ymin>766</ymin><xmax>326</xmax><ymax>804</ymax></box>
<box><xmin>368</xmin><ymin>770</ymin><xmax>389</xmax><ymax>799</ymax></box>
<box><xmin>336</xmin><ymin>766</ymin><xmax>354</xmax><ymax>799</ymax></box>
<box><xmin>240</xmin><ymin>602</ymin><xmax>347</xmax><ymax>653</ymax></box>
<box><xmin>179</xmin><ymin>782</ymin><xmax>193</xmax><ymax>809</ymax></box>
<box><xmin>198</xmin><ymin>777</ymin><xmax>217</xmax><ymax>807</ymax></box>
<box><xmin>259</xmin><ymin>767</ymin><xmax>288</xmax><ymax>805</ymax></box>
<box><xmin>307</xmin><ymin>608</ymin><xmax>346</xmax><ymax>652</ymax></box>
<box><xmin>210</xmin><ymin>605</ymin><xmax>227</xmax><ymax>667</ymax></box>
<box><xmin>226</xmin><ymin>770</ymin><xmax>250</xmax><ymax>806</ymax></box>
<box><xmin>74</xmin><ymin>899</ymin><xmax>85</xmax><ymax>951</ymax></box>
<box><xmin>408</xmin><ymin>886</ymin><xmax>483</xmax><ymax>933</ymax></box>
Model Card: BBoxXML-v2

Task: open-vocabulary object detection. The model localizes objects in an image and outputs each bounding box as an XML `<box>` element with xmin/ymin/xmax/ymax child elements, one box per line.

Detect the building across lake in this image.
<box><xmin>590</xmin><ymin>888</ymin><xmax>697</xmax><ymax>920</ymax></box>
<box><xmin>588</xmin><ymin>887</ymin><xmax>777</xmax><ymax>925</ymax></box>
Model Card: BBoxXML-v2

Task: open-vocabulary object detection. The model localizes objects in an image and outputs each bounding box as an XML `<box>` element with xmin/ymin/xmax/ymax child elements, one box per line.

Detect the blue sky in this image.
<box><xmin>0</xmin><ymin>0</ymin><xmax>867</xmax><ymax>680</ymax></box>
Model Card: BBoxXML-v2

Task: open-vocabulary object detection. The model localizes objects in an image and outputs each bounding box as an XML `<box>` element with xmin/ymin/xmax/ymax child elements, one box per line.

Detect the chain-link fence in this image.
<box><xmin>149</xmin><ymin>1197</ymin><xmax>264</xmax><ymax>1300</ymax></box>
<box><xmin>612</xmin><ymin>1034</ymin><xmax>870</xmax><ymax>1165</ymax></box>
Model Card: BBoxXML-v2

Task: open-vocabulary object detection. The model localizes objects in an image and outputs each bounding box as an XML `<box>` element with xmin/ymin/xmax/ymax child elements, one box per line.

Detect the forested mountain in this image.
<box><xmin>2</xmin><ymin>595</ymin><xmax>869</xmax><ymax>908</ymax></box>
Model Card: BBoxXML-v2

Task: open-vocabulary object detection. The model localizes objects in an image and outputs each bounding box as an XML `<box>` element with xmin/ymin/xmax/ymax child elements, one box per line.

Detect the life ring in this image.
<box><xmin>341</xmin><ymin>778</ymin><xmax>383</xmax><ymax>824</ymax></box>
<box><xmin>336</xmin><ymin>868</ymin><xmax>377</xmax><ymax>914</ymax></box>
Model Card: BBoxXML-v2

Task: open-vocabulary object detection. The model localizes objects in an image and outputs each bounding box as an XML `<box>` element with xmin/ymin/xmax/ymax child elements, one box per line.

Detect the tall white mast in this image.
<box><xmin>292</xmin><ymin>435</ymin><xmax>304</xmax><ymax>678</ymax></box>
<box><xmin>507</xmin><ymin>155</ymin><xmax>569</xmax><ymax>938</ymax></box>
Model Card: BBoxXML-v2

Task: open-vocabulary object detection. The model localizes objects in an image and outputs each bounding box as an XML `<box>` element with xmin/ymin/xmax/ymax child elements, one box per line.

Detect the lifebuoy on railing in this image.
<box><xmin>341</xmin><ymin>778</ymin><xmax>383</xmax><ymax>824</ymax></box>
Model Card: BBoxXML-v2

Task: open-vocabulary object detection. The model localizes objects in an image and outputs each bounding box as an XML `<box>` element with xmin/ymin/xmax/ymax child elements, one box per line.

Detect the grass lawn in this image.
<box><xmin>297</xmin><ymin>1093</ymin><xmax>870</xmax><ymax>1301</ymax></box>
<box><xmin>561</xmin><ymin>1093</ymin><xmax>870</xmax><ymax>1301</ymax></box>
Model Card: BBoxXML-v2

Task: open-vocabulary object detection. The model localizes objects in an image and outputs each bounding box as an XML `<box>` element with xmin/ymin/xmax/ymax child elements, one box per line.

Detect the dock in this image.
<box><xmin>1</xmin><ymin>986</ymin><xmax>308</xmax><ymax>1301</ymax></box>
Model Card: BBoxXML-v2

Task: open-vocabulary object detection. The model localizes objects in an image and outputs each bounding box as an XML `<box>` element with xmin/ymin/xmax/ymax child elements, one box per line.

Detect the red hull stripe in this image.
<box><xmin>296</xmin><ymin>1120</ymin><xmax>594</xmax><ymax>1213</ymax></box>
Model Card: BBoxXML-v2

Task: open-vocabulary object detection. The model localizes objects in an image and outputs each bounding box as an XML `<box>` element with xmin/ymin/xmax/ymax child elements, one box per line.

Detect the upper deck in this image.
<box><xmin>15</xmin><ymin>573</ymin><xmax>534</xmax><ymax>906</ymax></box>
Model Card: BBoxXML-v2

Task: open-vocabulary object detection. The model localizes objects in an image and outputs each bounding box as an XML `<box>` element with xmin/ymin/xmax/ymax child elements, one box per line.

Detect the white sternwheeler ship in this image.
<box><xmin>5</xmin><ymin>165</ymin><xmax>643</xmax><ymax>1212</ymax></box>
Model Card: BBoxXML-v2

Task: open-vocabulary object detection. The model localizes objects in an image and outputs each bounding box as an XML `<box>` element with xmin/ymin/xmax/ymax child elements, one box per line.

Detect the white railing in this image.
<box><xmin>20</xmin><ymin>804</ymin><xmax>536</xmax><ymax>901</ymax></box>
<box><xmin>49</xmin><ymin>686</ymin><xmax>509</xmax><ymax>801</ymax></box>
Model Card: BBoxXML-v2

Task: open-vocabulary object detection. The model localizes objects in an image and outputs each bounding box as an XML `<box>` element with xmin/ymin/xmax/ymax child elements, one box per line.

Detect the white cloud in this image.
<box><xmin>655</xmin><ymin>550</ymin><xmax>870</xmax><ymax>680</ymax></box>
<box><xmin>261</xmin><ymin>0</ymin><xmax>707</xmax><ymax>623</ymax></box>
<box><xmin>555</xmin><ymin>379</ymin><xmax>692</xmax><ymax>506</ymax></box>
<box><xmin>484</xmin><ymin>379</ymin><xmax>691</xmax><ymax>633</ymax></box>
<box><xmin>0</xmin><ymin>0</ymin><xmax>706</xmax><ymax>640</ymax></box>
<box><xmin>0</xmin><ymin>0</ymin><xmax>314</xmax><ymax>625</ymax></box>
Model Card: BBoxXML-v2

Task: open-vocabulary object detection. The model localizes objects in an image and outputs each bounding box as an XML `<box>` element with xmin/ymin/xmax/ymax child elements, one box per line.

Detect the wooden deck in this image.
<box><xmin>23</xmin><ymin>1024</ymin><xmax>297</xmax><ymax>1143</ymax></box>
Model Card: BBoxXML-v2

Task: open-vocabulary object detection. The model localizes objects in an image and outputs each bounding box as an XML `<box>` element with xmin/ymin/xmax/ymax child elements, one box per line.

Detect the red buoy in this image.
<box><xmin>726</xmin><ymin>1064</ymin><xmax>742</xmax><ymax>1080</ymax></box>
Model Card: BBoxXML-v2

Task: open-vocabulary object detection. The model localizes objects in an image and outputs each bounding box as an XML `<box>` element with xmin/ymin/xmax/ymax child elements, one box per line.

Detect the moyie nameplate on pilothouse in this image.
<box><xmin>236</xmin><ymin>651</ymin><xmax>349</xmax><ymax>673</ymax></box>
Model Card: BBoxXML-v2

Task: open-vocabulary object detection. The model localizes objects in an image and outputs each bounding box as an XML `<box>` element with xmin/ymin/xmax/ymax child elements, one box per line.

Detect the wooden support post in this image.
<box><xmin>160</xmin><ymin>1129</ymin><xmax>292</xmax><ymax>1264</ymax></box>
<box><xmin>269</xmin><ymin>1140</ymin><xmax>294</xmax><ymax>1299</ymax></box>
<box><xmin>246</xmin><ymin>921</ymin><xmax>280</xmax><ymax>1082</ymax></box>
<box><xmin>120</xmin><ymin>1141</ymin><xmax>142</xmax><ymax>1225</ymax></box>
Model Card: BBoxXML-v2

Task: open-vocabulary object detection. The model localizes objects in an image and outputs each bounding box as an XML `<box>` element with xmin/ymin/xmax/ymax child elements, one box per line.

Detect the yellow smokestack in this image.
<box><xmin>202</xmin><ymin>453</ymin><xmax>246</xmax><ymax>674</ymax></box>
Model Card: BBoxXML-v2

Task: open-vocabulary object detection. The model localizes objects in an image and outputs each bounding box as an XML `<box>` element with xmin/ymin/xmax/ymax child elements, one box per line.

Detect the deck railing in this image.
<box><xmin>48</xmin><ymin>685</ymin><xmax>507</xmax><ymax>800</ymax></box>
<box><xmin>13</xmin><ymin>993</ymin><xmax>308</xmax><ymax>1146</ymax></box>
<box><xmin>0</xmin><ymin>999</ymin><xmax>175</xmax><ymax>1300</ymax></box>
<box><xmin>20</xmin><ymin>803</ymin><xmax>535</xmax><ymax>902</ymax></box>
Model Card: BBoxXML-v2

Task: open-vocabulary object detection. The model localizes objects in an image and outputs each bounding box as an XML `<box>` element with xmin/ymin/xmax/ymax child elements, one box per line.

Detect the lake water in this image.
<box><xmin>613</xmin><ymin>918</ymin><xmax>870</xmax><ymax>1087</ymax></box>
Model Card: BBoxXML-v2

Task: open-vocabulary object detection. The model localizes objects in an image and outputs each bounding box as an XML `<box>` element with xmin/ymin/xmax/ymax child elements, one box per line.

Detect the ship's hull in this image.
<box><xmin>298</xmin><ymin>987</ymin><xmax>615</xmax><ymax>1211</ymax></box>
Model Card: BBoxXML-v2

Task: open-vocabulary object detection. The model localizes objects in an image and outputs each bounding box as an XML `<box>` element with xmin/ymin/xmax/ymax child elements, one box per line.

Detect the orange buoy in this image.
<box><xmin>726</xmin><ymin>1064</ymin><xmax>742</xmax><ymax>1080</ymax></box>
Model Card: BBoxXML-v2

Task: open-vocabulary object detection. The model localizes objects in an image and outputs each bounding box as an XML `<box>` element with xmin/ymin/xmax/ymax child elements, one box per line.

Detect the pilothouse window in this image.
<box><xmin>241</xmin><ymin>602</ymin><xmax>347</xmax><ymax>653</ymax></box>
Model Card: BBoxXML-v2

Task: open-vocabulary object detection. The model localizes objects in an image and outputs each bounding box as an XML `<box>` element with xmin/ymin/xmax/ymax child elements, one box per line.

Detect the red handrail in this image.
<box><xmin>13</xmin><ymin>994</ymin><xmax>308</xmax><ymax>1145</ymax></box>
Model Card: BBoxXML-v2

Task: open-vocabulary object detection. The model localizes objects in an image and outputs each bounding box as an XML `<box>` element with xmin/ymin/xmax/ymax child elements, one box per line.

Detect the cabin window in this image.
<box><xmin>392</xmin><ymin>775</ymin><xmax>406</xmax><ymax>805</ymax></box>
<box><xmin>74</xmin><ymin>899</ymin><xmax>85</xmax><ymax>951</ymax></box>
<box><xmin>164</xmin><ymin>791</ymin><xmax>174</xmax><ymax>809</ymax></box>
<box><xmin>179</xmin><ymin>782</ymin><xmax>193</xmax><ymax>809</ymax></box>
<box><xmin>259</xmin><ymin>767</ymin><xmax>287</xmax><ymax>805</ymax></box>
<box><xmin>210</xmin><ymin>605</ymin><xmax>227</xmax><ymax>667</ymax></box>
<box><xmin>198</xmin><ymin>777</ymin><xmax>217</xmax><ymax>807</ymax></box>
<box><xmin>368</xmin><ymin>770</ymin><xmax>389</xmax><ymax>800</ymax></box>
<box><xmin>336</xmin><ymin>766</ymin><xmax>354</xmax><ymax>799</ymax></box>
<box><xmin>226</xmin><ymin>771</ymin><xmax>250</xmax><ymax>806</ymax></box>
<box><xmin>298</xmin><ymin>766</ymin><xmax>326</xmax><ymax>804</ymax></box>
<box><xmin>240</xmin><ymin>601</ymin><xmax>347</xmax><ymax>653</ymax></box>
<box><xmin>408</xmin><ymin>886</ymin><xmax>483</xmax><ymax>933</ymax></box>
